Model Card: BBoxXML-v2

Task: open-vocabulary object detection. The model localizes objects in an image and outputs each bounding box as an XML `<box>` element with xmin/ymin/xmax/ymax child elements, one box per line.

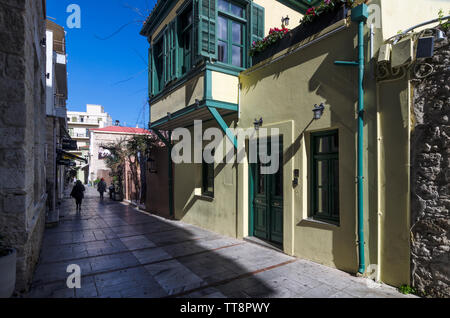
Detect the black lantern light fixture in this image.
<box><xmin>313</xmin><ymin>103</ymin><xmax>325</xmax><ymax>120</ymax></box>
<box><xmin>253</xmin><ymin>117</ymin><xmax>263</xmax><ymax>130</ymax></box>
<box><xmin>281</xmin><ymin>15</ymin><xmax>290</xmax><ymax>28</ymax></box>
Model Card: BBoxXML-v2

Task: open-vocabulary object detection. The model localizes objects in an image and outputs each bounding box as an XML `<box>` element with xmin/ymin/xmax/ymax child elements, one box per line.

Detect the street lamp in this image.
<box><xmin>312</xmin><ymin>103</ymin><xmax>325</xmax><ymax>120</ymax></box>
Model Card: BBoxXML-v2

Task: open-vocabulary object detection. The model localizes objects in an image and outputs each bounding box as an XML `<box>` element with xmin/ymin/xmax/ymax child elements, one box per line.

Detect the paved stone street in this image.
<box><xmin>25</xmin><ymin>186</ymin><xmax>412</xmax><ymax>298</ymax></box>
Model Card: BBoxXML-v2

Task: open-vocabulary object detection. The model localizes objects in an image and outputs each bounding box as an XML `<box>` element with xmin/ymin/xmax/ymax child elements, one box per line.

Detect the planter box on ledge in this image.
<box><xmin>252</xmin><ymin>5</ymin><xmax>349</xmax><ymax>66</ymax></box>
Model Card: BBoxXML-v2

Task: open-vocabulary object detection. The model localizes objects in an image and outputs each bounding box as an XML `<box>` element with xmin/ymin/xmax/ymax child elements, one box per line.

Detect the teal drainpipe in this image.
<box><xmin>334</xmin><ymin>4</ymin><xmax>368</xmax><ymax>274</ymax></box>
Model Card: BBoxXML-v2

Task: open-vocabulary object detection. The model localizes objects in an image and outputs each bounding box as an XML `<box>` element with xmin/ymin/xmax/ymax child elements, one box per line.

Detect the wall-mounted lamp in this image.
<box><xmin>435</xmin><ymin>29</ymin><xmax>446</xmax><ymax>42</ymax></box>
<box><xmin>147</xmin><ymin>157</ymin><xmax>157</xmax><ymax>174</ymax></box>
<box><xmin>313</xmin><ymin>103</ymin><xmax>325</xmax><ymax>120</ymax></box>
<box><xmin>281</xmin><ymin>15</ymin><xmax>290</xmax><ymax>27</ymax></box>
<box><xmin>253</xmin><ymin>117</ymin><xmax>263</xmax><ymax>130</ymax></box>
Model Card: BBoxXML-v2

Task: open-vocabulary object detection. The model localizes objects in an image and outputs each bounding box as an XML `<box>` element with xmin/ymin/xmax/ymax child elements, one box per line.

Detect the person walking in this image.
<box><xmin>70</xmin><ymin>180</ymin><xmax>85</xmax><ymax>212</ymax></box>
<box><xmin>97</xmin><ymin>178</ymin><xmax>107</xmax><ymax>200</ymax></box>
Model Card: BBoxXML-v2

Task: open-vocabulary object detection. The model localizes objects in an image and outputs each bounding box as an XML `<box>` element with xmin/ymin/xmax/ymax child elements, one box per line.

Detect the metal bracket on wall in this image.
<box><xmin>206</xmin><ymin>106</ymin><xmax>238</xmax><ymax>149</ymax></box>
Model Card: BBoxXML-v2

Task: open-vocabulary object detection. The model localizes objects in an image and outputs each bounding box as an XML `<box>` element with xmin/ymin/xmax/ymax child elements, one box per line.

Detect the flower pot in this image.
<box><xmin>0</xmin><ymin>248</ymin><xmax>17</xmax><ymax>298</ymax></box>
<box><xmin>252</xmin><ymin>5</ymin><xmax>349</xmax><ymax>66</ymax></box>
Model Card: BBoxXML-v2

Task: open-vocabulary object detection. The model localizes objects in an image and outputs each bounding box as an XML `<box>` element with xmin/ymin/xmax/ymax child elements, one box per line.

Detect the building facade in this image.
<box><xmin>0</xmin><ymin>0</ymin><xmax>48</xmax><ymax>292</ymax></box>
<box><xmin>89</xmin><ymin>126</ymin><xmax>150</xmax><ymax>186</ymax></box>
<box><xmin>44</xmin><ymin>20</ymin><xmax>71</xmax><ymax>224</ymax></box>
<box><xmin>67</xmin><ymin>104</ymin><xmax>113</xmax><ymax>183</ymax></box>
<box><xmin>142</xmin><ymin>0</ymin><xmax>450</xmax><ymax>296</ymax></box>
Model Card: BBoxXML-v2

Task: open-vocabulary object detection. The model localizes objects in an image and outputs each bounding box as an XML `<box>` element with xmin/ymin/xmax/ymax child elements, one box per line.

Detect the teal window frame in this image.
<box><xmin>217</xmin><ymin>0</ymin><xmax>247</xmax><ymax>68</ymax></box>
<box><xmin>275</xmin><ymin>0</ymin><xmax>322</xmax><ymax>14</ymax></box>
<box><xmin>179</xmin><ymin>2</ymin><xmax>193</xmax><ymax>76</ymax></box>
<box><xmin>311</xmin><ymin>130</ymin><xmax>340</xmax><ymax>224</ymax></box>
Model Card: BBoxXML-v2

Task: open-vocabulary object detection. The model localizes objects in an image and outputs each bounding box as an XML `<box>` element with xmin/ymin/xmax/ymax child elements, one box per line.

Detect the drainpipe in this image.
<box><xmin>334</xmin><ymin>4</ymin><xmax>368</xmax><ymax>275</ymax></box>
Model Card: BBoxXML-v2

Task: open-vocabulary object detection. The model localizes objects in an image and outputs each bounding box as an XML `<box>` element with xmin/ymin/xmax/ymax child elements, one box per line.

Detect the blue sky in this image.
<box><xmin>47</xmin><ymin>0</ymin><xmax>157</xmax><ymax>128</ymax></box>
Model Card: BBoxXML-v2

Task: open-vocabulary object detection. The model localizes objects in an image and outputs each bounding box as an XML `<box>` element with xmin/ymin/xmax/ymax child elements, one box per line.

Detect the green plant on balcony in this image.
<box><xmin>301</xmin><ymin>0</ymin><xmax>357</xmax><ymax>24</ymax></box>
<box><xmin>438</xmin><ymin>9</ymin><xmax>450</xmax><ymax>31</ymax></box>
<box><xmin>250</xmin><ymin>27</ymin><xmax>290</xmax><ymax>57</ymax></box>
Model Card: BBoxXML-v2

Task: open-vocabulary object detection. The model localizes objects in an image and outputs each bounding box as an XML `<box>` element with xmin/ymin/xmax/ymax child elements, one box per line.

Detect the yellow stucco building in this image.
<box><xmin>141</xmin><ymin>0</ymin><xmax>450</xmax><ymax>289</ymax></box>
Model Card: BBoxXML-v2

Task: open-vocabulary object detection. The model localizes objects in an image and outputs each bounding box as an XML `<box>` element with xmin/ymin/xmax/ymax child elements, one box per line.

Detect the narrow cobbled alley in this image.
<box><xmin>25</xmin><ymin>187</ymin><xmax>413</xmax><ymax>298</ymax></box>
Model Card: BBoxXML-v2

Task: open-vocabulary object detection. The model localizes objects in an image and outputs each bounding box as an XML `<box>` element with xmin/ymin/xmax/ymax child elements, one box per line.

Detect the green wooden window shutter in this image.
<box><xmin>169</xmin><ymin>20</ymin><xmax>178</xmax><ymax>79</ymax></box>
<box><xmin>194</xmin><ymin>0</ymin><xmax>217</xmax><ymax>60</ymax></box>
<box><xmin>250</xmin><ymin>2</ymin><xmax>264</xmax><ymax>44</ymax></box>
<box><xmin>148</xmin><ymin>46</ymin><xmax>154</xmax><ymax>96</ymax></box>
<box><xmin>249</xmin><ymin>2</ymin><xmax>264</xmax><ymax>66</ymax></box>
<box><xmin>163</xmin><ymin>28</ymin><xmax>169</xmax><ymax>84</ymax></box>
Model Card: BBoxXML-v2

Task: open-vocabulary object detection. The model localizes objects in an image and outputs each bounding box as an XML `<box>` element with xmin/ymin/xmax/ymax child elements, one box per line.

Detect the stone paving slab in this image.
<box><xmin>24</xmin><ymin>186</ymin><xmax>414</xmax><ymax>298</ymax></box>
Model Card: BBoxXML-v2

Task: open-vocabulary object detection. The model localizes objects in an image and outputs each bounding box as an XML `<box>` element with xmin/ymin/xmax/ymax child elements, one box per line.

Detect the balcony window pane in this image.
<box><xmin>232</xmin><ymin>45</ymin><xmax>242</xmax><ymax>67</ymax></box>
<box><xmin>218</xmin><ymin>0</ymin><xmax>228</xmax><ymax>12</ymax></box>
<box><xmin>232</xmin><ymin>22</ymin><xmax>242</xmax><ymax>44</ymax></box>
<box><xmin>218</xmin><ymin>41</ymin><xmax>227</xmax><ymax>63</ymax></box>
<box><xmin>231</xmin><ymin>3</ymin><xmax>243</xmax><ymax>17</ymax></box>
<box><xmin>218</xmin><ymin>16</ymin><xmax>227</xmax><ymax>40</ymax></box>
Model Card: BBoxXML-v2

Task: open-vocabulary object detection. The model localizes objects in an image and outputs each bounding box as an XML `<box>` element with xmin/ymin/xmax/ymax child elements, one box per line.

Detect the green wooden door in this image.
<box><xmin>251</xmin><ymin>138</ymin><xmax>283</xmax><ymax>246</ymax></box>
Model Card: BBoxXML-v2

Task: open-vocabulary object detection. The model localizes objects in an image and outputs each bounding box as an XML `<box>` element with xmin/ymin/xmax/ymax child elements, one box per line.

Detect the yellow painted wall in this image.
<box><xmin>150</xmin><ymin>73</ymin><xmax>204</xmax><ymax>123</ymax></box>
<box><xmin>174</xmin><ymin>118</ymin><xmax>239</xmax><ymax>238</ymax></box>
<box><xmin>377</xmin><ymin>78</ymin><xmax>411</xmax><ymax>287</ymax></box>
<box><xmin>254</xmin><ymin>0</ymin><xmax>303</xmax><ymax>35</ymax></box>
<box><xmin>211</xmin><ymin>71</ymin><xmax>239</xmax><ymax>104</ymax></box>
<box><xmin>377</xmin><ymin>0</ymin><xmax>450</xmax><ymax>40</ymax></box>
<box><xmin>239</xmin><ymin>23</ymin><xmax>362</xmax><ymax>273</ymax></box>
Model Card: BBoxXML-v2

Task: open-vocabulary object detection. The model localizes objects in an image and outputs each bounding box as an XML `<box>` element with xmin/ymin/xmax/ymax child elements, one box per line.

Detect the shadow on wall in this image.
<box><xmin>30</xmin><ymin>191</ymin><xmax>278</xmax><ymax>298</ymax></box>
<box><xmin>241</xmin><ymin>23</ymin><xmax>363</xmax><ymax>273</ymax></box>
<box><xmin>146</xmin><ymin>147</ymin><xmax>171</xmax><ymax>219</ymax></box>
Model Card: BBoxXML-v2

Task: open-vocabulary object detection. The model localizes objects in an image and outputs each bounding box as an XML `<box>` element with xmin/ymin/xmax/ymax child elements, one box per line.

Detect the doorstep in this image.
<box><xmin>243</xmin><ymin>236</ymin><xmax>285</xmax><ymax>254</ymax></box>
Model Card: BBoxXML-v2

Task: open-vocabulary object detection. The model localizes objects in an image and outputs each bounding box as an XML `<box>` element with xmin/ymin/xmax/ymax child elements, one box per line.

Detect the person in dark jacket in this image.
<box><xmin>97</xmin><ymin>178</ymin><xmax>107</xmax><ymax>200</ymax></box>
<box><xmin>70</xmin><ymin>180</ymin><xmax>85</xmax><ymax>212</ymax></box>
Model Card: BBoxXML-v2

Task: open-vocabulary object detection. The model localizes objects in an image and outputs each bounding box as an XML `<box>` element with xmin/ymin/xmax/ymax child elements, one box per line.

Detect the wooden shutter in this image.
<box><xmin>148</xmin><ymin>46</ymin><xmax>154</xmax><ymax>96</ymax></box>
<box><xmin>249</xmin><ymin>2</ymin><xmax>264</xmax><ymax>66</ymax></box>
<box><xmin>169</xmin><ymin>20</ymin><xmax>178</xmax><ymax>80</ymax></box>
<box><xmin>194</xmin><ymin>0</ymin><xmax>217</xmax><ymax>61</ymax></box>
<box><xmin>250</xmin><ymin>2</ymin><xmax>264</xmax><ymax>44</ymax></box>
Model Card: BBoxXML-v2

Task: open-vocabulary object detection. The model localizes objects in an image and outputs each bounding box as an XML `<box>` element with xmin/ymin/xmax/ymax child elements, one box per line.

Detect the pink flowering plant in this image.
<box><xmin>249</xmin><ymin>27</ymin><xmax>290</xmax><ymax>57</ymax></box>
<box><xmin>301</xmin><ymin>0</ymin><xmax>356</xmax><ymax>24</ymax></box>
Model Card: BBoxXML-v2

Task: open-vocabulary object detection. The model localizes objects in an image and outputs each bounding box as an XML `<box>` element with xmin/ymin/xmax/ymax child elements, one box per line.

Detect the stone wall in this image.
<box><xmin>0</xmin><ymin>0</ymin><xmax>47</xmax><ymax>292</ymax></box>
<box><xmin>411</xmin><ymin>28</ymin><xmax>450</xmax><ymax>298</ymax></box>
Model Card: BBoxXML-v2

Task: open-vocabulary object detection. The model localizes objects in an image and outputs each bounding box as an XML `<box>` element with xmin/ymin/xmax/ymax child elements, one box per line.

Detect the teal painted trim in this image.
<box><xmin>334</xmin><ymin>61</ymin><xmax>358</xmax><ymax>66</ymax></box>
<box><xmin>333</xmin><ymin>4</ymin><xmax>367</xmax><ymax>274</ymax></box>
<box><xmin>149</xmin><ymin>63</ymin><xmax>205</xmax><ymax>105</ymax></box>
<box><xmin>205</xmin><ymin>99</ymin><xmax>238</xmax><ymax>111</ymax></box>
<box><xmin>249</xmin><ymin>162</ymin><xmax>255</xmax><ymax>236</ymax></box>
<box><xmin>150</xmin><ymin>102</ymin><xmax>203</xmax><ymax>129</ymax></box>
<box><xmin>205</xmin><ymin>62</ymin><xmax>243</xmax><ymax>76</ymax></box>
<box><xmin>275</xmin><ymin>0</ymin><xmax>322</xmax><ymax>14</ymax></box>
<box><xmin>356</xmin><ymin>19</ymin><xmax>366</xmax><ymax>275</ymax></box>
<box><xmin>141</xmin><ymin>0</ymin><xmax>177</xmax><ymax>36</ymax></box>
<box><xmin>207</xmin><ymin>106</ymin><xmax>238</xmax><ymax>149</ymax></box>
<box><xmin>184</xmin><ymin>110</ymin><xmax>237</xmax><ymax>129</ymax></box>
<box><xmin>204</xmin><ymin>69</ymin><xmax>212</xmax><ymax>100</ymax></box>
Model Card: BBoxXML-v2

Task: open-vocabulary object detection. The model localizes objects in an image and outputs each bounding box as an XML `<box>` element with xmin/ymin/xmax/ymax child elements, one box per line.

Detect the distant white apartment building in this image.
<box><xmin>67</xmin><ymin>104</ymin><xmax>113</xmax><ymax>183</ymax></box>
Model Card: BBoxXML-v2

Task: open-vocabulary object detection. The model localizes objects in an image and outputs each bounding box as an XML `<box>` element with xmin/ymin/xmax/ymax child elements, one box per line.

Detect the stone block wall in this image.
<box><xmin>0</xmin><ymin>0</ymin><xmax>47</xmax><ymax>292</ymax></box>
<box><xmin>411</xmin><ymin>28</ymin><xmax>450</xmax><ymax>298</ymax></box>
